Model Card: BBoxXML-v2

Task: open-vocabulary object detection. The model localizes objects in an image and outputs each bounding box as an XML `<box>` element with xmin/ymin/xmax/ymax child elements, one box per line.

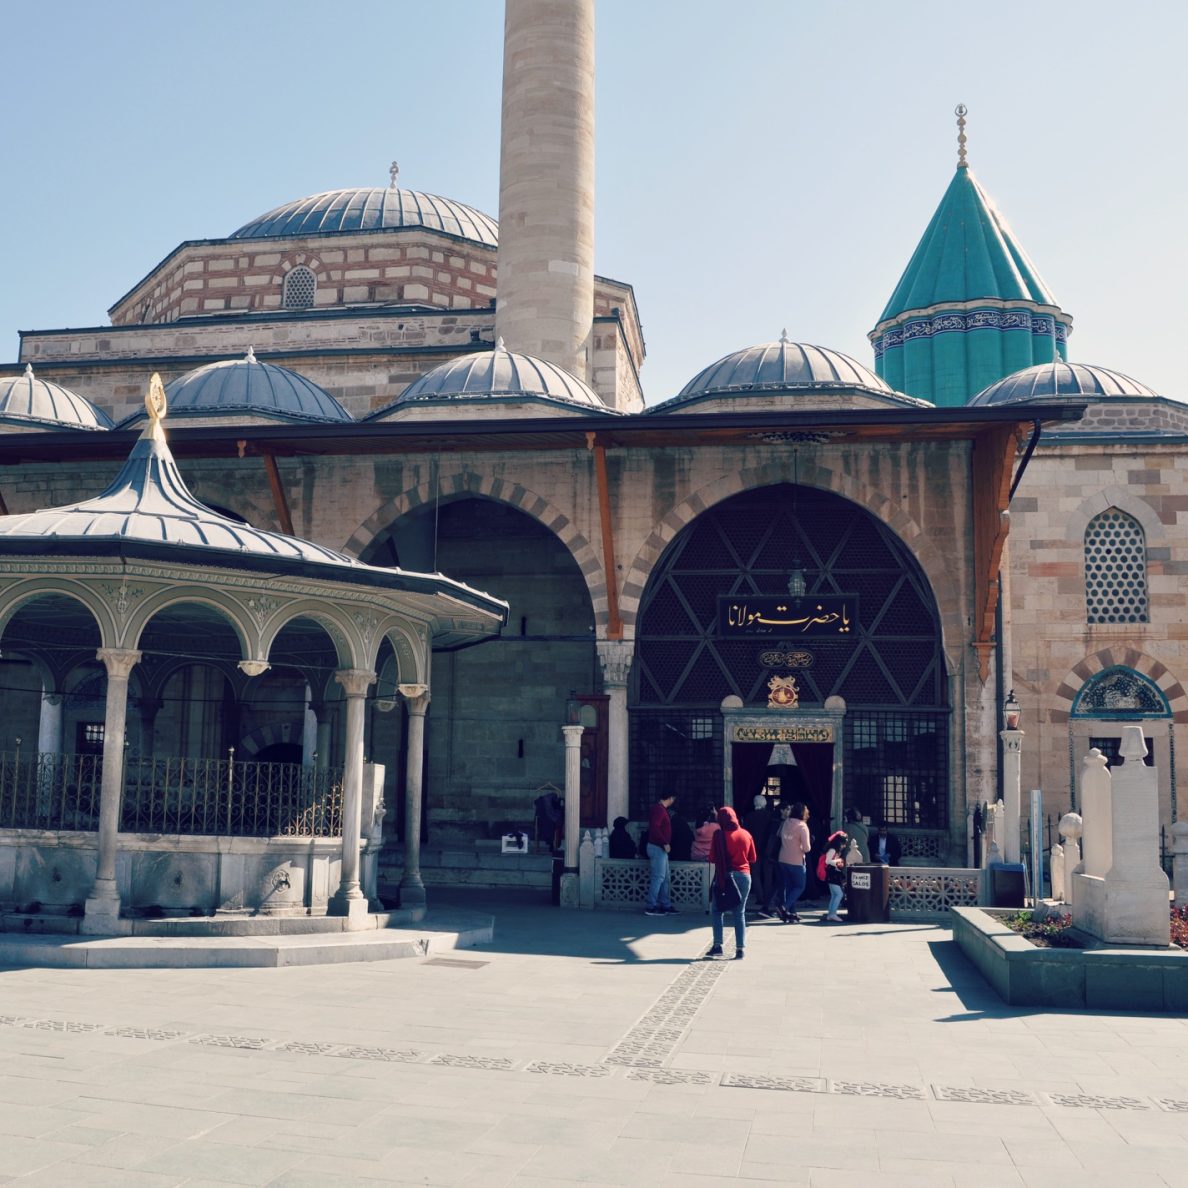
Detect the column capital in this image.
<box><xmin>335</xmin><ymin>668</ymin><xmax>376</xmax><ymax>699</ymax></box>
<box><xmin>562</xmin><ymin>724</ymin><xmax>584</xmax><ymax>746</ymax></box>
<box><xmin>398</xmin><ymin>683</ymin><xmax>431</xmax><ymax>715</ymax></box>
<box><xmin>596</xmin><ymin>639</ymin><xmax>633</xmax><ymax>687</ymax></box>
<box><xmin>95</xmin><ymin>648</ymin><xmax>142</xmax><ymax>681</ymax></box>
<box><xmin>238</xmin><ymin>659</ymin><xmax>270</xmax><ymax>678</ymax></box>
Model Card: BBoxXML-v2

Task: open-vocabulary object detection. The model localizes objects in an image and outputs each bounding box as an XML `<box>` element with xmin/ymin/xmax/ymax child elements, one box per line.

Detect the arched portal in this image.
<box><xmin>632</xmin><ymin>483</ymin><xmax>948</xmax><ymax>832</ymax></box>
<box><xmin>363</xmin><ymin>495</ymin><xmax>597</xmax><ymax>843</ymax></box>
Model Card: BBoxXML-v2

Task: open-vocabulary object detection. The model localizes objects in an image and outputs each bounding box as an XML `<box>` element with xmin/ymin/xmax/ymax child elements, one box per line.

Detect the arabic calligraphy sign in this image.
<box><xmin>758</xmin><ymin>649</ymin><xmax>814</xmax><ymax>669</ymax></box>
<box><xmin>734</xmin><ymin>725</ymin><xmax>834</xmax><ymax>743</ymax></box>
<box><xmin>718</xmin><ymin>596</ymin><xmax>856</xmax><ymax>637</ymax></box>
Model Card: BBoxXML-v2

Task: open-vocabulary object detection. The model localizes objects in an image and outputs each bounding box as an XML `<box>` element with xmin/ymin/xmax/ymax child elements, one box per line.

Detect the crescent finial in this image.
<box><xmin>146</xmin><ymin>373</ymin><xmax>168</xmax><ymax>425</ymax></box>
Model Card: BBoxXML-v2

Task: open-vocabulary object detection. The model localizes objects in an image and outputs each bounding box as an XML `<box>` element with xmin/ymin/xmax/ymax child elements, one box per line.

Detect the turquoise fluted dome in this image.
<box><xmin>231</xmin><ymin>187</ymin><xmax>498</xmax><ymax>247</ymax></box>
<box><xmin>0</xmin><ymin>365</ymin><xmax>112</xmax><ymax>431</ymax></box>
<box><xmin>970</xmin><ymin>362</ymin><xmax>1161</xmax><ymax>406</ymax></box>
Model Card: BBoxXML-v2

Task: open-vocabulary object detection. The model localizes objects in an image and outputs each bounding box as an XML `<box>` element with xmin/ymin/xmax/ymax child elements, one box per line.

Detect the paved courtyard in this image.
<box><xmin>1</xmin><ymin>891</ymin><xmax>1186</xmax><ymax>1186</ymax></box>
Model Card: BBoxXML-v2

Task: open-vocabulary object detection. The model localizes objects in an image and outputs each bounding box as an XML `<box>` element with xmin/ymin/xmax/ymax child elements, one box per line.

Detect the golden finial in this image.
<box><xmin>146</xmin><ymin>373</ymin><xmax>167</xmax><ymax>425</ymax></box>
<box><xmin>955</xmin><ymin>104</ymin><xmax>968</xmax><ymax>168</ymax></box>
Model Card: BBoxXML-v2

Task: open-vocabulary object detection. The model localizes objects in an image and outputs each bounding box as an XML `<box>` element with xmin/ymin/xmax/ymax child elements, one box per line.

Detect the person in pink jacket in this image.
<box><xmin>690</xmin><ymin>805</ymin><xmax>720</xmax><ymax>862</ymax></box>
<box><xmin>776</xmin><ymin>801</ymin><xmax>812</xmax><ymax>923</ymax></box>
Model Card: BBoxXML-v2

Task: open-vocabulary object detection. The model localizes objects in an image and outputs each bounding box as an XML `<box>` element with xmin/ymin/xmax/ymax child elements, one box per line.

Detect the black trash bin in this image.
<box><xmin>990</xmin><ymin>862</ymin><xmax>1026</xmax><ymax>907</ymax></box>
<box><xmin>846</xmin><ymin>864</ymin><xmax>891</xmax><ymax>923</ymax></box>
<box><xmin>551</xmin><ymin>856</ymin><xmax>564</xmax><ymax>906</ymax></box>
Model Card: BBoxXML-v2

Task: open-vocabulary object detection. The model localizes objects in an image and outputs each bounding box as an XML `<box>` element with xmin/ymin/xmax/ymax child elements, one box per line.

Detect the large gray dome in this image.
<box><xmin>231</xmin><ymin>186</ymin><xmax>499</xmax><ymax>247</ymax></box>
<box><xmin>970</xmin><ymin>362</ymin><xmax>1161</xmax><ymax>406</ymax></box>
<box><xmin>0</xmin><ymin>366</ymin><xmax>112</xmax><ymax>431</ymax></box>
<box><xmin>119</xmin><ymin>352</ymin><xmax>351</xmax><ymax>426</ymax></box>
<box><xmin>368</xmin><ymin>339</ymin><xmax>610</xmax><ymax>417</ymax></box>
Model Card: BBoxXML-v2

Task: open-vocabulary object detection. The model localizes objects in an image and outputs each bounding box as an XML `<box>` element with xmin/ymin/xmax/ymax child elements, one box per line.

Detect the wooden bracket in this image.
<box><xmin>590</xmin><ymin>439</ymin><xmax>623</xmax><ymax>640</ymax></box>
<box><xmin>971</xmin><ymin>425</ymin><xmax>1018</xmax><ymax>682</ymax></box>
<box><xmin>262</xmin><ymin>453</ymin><xmax>294</xmax><ymax>536</ymax></box>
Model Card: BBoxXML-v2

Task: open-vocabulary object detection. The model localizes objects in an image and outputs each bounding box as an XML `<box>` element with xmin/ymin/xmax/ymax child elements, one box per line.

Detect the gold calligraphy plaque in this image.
<box><xmin>734</xmin><ymin>725</ymin><xmax>834</xmax><ymax>744</ymax></box>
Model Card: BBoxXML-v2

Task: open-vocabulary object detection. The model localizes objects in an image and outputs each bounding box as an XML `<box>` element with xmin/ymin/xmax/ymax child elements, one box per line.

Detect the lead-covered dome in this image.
<box><xmin>368</xmin><ymin>339</ymin><xmax>611</xmax><ymax>420</ymax></box>
<box><xmin>231</xmin><ymin>187</ymin><xmax>499</xmax><ymax>247</ymax></box>
<box><xmin>652</xmin><ymin>335</ymin><xmax>926</xmax><ymax>412</ymax></box>
<box><xmin>0</xmin><ymin>365</ymin><xmax>113</xmax><ymax>431</ymax></box>
<box><xmin>120</xmin><ymin>351</ymin><xmax>351</xmax><ymax>426</ymax></box>
<box><xmin>970</xmin><ymin>362</ymin><xmax>1161</xmax><ymax>406</ymax></box>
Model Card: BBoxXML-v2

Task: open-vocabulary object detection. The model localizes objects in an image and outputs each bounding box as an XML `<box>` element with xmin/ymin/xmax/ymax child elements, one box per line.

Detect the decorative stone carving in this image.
<box><xmin>596</xmin><ymin>639</ymin><xmax>632</xmax><ymax>687</ymax></box>
<box><xmin>237</xmin><ymin>659</ymin><xmax>270</xmax><ymax>678</ymax></box>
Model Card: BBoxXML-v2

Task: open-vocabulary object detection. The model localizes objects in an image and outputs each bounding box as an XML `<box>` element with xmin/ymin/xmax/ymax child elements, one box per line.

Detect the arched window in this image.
<box><xmin>282</xmin><ymin>266</ymin><xmax>317</xmax><ymax>310</ymax></box>
<box><xmin>1070</xmin><ymin>666</ymin><xmax>1170</xmax><ymax>719</ymax></box>
<box><xmin>1084</xmin><ymin>508</ymin><xmax>1148</xmax><ymax>624</ymax></box>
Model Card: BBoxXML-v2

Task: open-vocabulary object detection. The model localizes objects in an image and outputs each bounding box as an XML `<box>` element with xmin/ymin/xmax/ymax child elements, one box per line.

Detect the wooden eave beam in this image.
<box><xmin>261</xmin><ymin>452</ymin><xmax>294</xmax><ymax>536</ymax></box>
<box><xmin>588</xmin><ymin>433</ymin><xmax>623</xmax><ymax>639</ymax></box>
<box><xmin>971</xmin><ymin>424</ymin><xmax>1019</xmax><ymax>682</ymax></box>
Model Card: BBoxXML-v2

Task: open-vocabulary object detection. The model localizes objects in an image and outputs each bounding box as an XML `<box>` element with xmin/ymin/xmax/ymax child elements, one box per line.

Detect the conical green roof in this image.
<box><xmin>879</xmin><ymin>167</ymin><xmax>1059</xmax><ymax>323</ymax></box>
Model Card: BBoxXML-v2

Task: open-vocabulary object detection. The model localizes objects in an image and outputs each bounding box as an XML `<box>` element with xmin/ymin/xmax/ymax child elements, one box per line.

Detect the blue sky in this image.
<box><xmin>1</xmin><ymin>0</ymin><xmax>1184</xmax><ymax>403</ymax></box>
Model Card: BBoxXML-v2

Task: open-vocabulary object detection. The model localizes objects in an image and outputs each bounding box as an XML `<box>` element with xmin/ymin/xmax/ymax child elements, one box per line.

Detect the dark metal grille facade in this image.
<box><xmin>631</xmin><ymin>484</ymin><xmax>948</xmax><ymax>824</ymax></box>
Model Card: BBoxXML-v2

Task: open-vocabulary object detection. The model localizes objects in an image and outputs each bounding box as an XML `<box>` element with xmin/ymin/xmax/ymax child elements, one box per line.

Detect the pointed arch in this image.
<box><xmin>1053</xmin><ymin>647</ymin><xmax>1188</xmax><ymax>725</ymax></box>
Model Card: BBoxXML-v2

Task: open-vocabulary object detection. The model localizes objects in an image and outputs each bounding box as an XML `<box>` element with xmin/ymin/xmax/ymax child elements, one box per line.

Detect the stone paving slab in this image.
<box><xmin>0</xmin><ymin>909</ymin><xmax>493</xmax><ymax>968</ymax></box>
<box><xmin>0</xmin><ymin>889</ymin><xmax>1186</xmax><ymax>1185</ymax></box>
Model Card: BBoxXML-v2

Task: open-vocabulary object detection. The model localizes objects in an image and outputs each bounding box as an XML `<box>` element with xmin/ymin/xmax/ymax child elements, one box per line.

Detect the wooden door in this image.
<box><xmin>576</xmin><ymin>694</ymin><xmax>609</xmax><ymax>828</ymax></box>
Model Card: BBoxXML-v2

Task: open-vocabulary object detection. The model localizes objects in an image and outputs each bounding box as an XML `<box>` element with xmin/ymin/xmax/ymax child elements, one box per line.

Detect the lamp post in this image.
<box><xmin>1000</xmin><ymin>690</ymin><xmax>1023</xmax><ymax>864</ymax></box>
<box><xmin>559</xmin><ymin>693</ymin><xmax>584</xmax><ymax>909</ymax></box>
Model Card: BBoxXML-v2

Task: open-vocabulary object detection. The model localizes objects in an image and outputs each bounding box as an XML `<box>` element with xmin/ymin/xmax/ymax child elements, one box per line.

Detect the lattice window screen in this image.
<box><xmin>283</xmin><ymin>266</ymin><xmax>317</xmax><ymax>310</ymax></box>
<box><xmin>1085</xmin><ymin>508</ymin><xmax>1148</xmax><ymax>624</ymax></box>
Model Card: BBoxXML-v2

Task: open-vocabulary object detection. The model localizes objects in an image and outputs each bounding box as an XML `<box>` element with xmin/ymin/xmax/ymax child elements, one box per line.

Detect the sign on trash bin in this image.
<box><xmin>850</xmin><ymin>871</ymin><xmax>871</xmax><ymax>889</ymax></box>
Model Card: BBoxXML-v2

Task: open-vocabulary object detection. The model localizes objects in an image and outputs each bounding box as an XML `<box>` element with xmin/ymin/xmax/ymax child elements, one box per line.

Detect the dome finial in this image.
<box><xmin>23</xmin><ymin>363</ymin><xmax>33</xmax><ymax>379</ymax></box>
<box><xmin>495</xmin><ymin>336</ymin><xmax>507</xmax><ymax>352</ymax></box>
<box><xmin>389</xmin><ymin>160</ymin><xmax>399</xmax><ymax>190</ymax></box>
<box><xmin>245</xmin><ymin>345</ymin><xmax>257</xmax><ymax>364</ymax></box>
<box><xmin>144</xmin><ymin>373</ymin><xmax>168</xmax><ymax>438</ymax></box>
<box><xmin>779</xmin><ymin>328</ymin><xmax>789</xmax><ymax>344</ymax></box>
<box><xmin>955</xmin><ymin>103</ymin><xmax>968</xmax><ymax>168</ymax></box>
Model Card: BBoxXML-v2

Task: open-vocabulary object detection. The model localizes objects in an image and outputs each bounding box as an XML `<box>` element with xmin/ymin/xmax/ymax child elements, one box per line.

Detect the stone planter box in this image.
<box><xmin>951</xmin><ymin>906</ymin><xmax>1188</xmax><ymax>1012</ymax></box>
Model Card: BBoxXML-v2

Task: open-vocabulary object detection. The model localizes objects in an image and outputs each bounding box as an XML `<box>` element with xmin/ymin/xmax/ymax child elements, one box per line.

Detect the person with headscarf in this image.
<box><xmin>608</xmin><ymin>816</ymin><xmax>636</xmax><ymax>859</ymax></box>
<box><xmin>706</xmin><ymin>806</ymin><xmax>757</xmax><ymax>960</ymax></box>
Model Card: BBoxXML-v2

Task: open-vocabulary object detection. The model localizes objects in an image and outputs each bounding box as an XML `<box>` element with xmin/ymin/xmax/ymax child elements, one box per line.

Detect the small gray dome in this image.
<box><xmin>231</xmin><ymin>187</ymin><xmax>498</xmax><ymax>247</ymax></box>
<box><xmin>368</xmin><ymin>339</ymin><xmax>609</xmax><ymax>416</ymax></box>
<box><xmin>120</xmin><ymin>352</ymin><xmax>351</xmax><ymax>426</ymax></box>
<box><xmin>970</xmin><ymin>362</ymin><xmax>1161</xmax><ymax>406</ymax></box>
<box><xmin>675</xmin><ymin>337</ymin><xmax>897</xmax><ymax>400</ymax></box>
<box><xmin>0</xmin><ymin>365</ymin><xmax>112</xmax><ymax>431</ymax></box>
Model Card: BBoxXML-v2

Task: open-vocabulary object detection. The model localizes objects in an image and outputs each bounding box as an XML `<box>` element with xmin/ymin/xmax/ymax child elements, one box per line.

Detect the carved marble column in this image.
<box><xmin>328</xmin><ymin>668</ymin><xmax>375</xmax><ymax>925</ymax></box>
<box><xmin>82</xmin><ymin>648</ymin><xmax>141</xmax><ymax>934</ymax></box>
<box><xmin>398</xmin><ymin>684</ymin><xmax>430</xmax><ymax>911</ymax></box>
<box><xmin>597</xmin><ymin>639</ymin><xmax>632</xmax><ymax>825</ymax></box>
<box><xmin>559</xmin><ymin>723</ymin><xmax>584</xmax><ymax>908</ymax></box>
<box><xmin>1000</xmin><ymin>725</ymin><xmax>1023</xmax><ymax>864</ymax></box>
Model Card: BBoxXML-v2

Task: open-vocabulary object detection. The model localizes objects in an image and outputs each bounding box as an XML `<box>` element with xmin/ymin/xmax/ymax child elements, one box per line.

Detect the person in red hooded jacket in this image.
<box><xmin>706</xmin><ymin>805</ymin><xmax>758</xmax><ymax>960</ymax></box>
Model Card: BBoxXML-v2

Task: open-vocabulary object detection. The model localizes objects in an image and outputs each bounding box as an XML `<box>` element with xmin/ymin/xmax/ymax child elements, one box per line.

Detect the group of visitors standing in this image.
<box><xmin>632</xmin><ymin>792</ymin><xmax>902</xmax><ymax>958</ymax></box>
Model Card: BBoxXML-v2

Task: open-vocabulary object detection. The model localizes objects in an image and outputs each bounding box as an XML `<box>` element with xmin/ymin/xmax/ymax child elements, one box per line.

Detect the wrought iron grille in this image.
<box><xmin>845</xmin><ymin>710</ymin><xmax>949</xmax><ymax>828</ymax></box>
<box><xmin>634</xmin><ymin>484</ymin><xmax>944</xmax><ymax>708</ymax></box>
<box><xmin>0</xmin><ymin>753</ymin><xmax>344</xmax><ymax>838</ymax></box>
<box><xmin>0</xmin><ymin>752</ymin><xmax>102</xmax><ymax>831</ymax></box>
<box><xmin>631</xmin><ymin>485</ymin><xmax>948</xmax><ymax>823</ymax></box>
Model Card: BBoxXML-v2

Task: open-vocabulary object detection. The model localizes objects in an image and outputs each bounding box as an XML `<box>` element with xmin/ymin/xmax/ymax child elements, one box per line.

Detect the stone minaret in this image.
<box><xmin>496</xmin><ymin>0</ymin><xmax>595</xmax><ymax>380</ymax></box>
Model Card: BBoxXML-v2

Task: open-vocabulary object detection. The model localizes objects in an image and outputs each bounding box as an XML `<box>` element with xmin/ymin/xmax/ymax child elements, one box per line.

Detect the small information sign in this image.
<box><xmin>850</xmin><ymin>871</ymin><xmax>871</xmax><ymax>890</ymax></box>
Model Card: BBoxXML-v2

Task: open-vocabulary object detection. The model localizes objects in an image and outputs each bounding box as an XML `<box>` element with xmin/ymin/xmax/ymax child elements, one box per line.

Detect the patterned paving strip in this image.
<box><xmin>1045</xmin><ymin>1092</ymin><xmax>1149</xmax><ymax>1110</ymax></box>
<box><xmin>104</xmin><ymin>1027</ymin><xmax>188</xmax><ymax>1041</ymax></box>
<box><xmin>524</xmin><ymin>1061</ymin><xmax>611</xmax><ymax>1078</ymax></box>
<box><xmin>627</xmin><ymin>1068</ymin><xmax>715</xmax><ymax>1086</ymax></box>
<box><xmin>328</xmin><ymin>1046</ymin><xmax>423</xmax><ymax>1063</ymax></box>
<box><xmin>189</xmin><ymin>1034</ymin><xmax>273</xmax><ymax>1050</ymax></box>
<box><xmin>429</xmin><ymin>1054</ymin><xmax>516</xmax><ymax>1071</ymax></box>
<box><xmin>832</xmin><ymin>1079</ymin><xmax>927</xmax><ymax>1100</ymax></box>
<box><xmin>1156</xmin><ymin>1098</ymin><xmax>1188</xmax><ymax>1113</ymax></box>
<box><xmin>271</xmin><ymin>1040</ymin><xmax>344</xmax><ymax>1056</ymax></box>
<box><xmin>21</xmin><ymin>1019</ymin><xmax>105</xmax><ymax>1034</ymax></box>
<box><xmin>603</xmin><ymin>961</ymin><xmax>726</xmax><ymax>1069</ymax></box>
<box><xmin>722</xmin><ymin>1073</ymin><xmax>827</xmax><ymax>1094</ymax></box>
<box><xmin>0</xmin><ymin>1015</ymin><xmax>29</xmax><ymax>1026</ymax></box>
<box><xmin>933</xmin><ymin>1085</ymin><xmax>1038</xmax><ymax>1106</ymax></box>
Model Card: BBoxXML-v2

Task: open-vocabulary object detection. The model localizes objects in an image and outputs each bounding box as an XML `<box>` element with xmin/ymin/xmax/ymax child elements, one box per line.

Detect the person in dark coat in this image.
<box><xmin>742</xmin><ymin>794</ymin><xmax>777</xmax><ymax>917</ymax></box>
<box><xmin>869</xmin><ymin>822</ymin><xmax>902</xmax><ymax>866</ymax></box>
<box><xmin>668</xmin><ymin>809</ymin><xmax>694</xmax><ymax>861</ymax></box>
<box><xmin>534</xmin><ymin>790</ymin><xmax>563</xmax><ymax>852</ymax></box>
<box><xmin>608</xmin><ymin>816</ymin><xmax>636</xmax><ymax>859</ymax></box>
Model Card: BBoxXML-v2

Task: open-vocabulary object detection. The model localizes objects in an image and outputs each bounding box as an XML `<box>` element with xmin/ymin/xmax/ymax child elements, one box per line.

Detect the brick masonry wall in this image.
<box><xmin>1008</xmin><ymin>435</ymin><xmax>1188</xmax><ymax>831</ymax></box>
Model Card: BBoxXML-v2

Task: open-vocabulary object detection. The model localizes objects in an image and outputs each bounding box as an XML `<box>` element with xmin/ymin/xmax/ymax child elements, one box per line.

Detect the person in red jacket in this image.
<box><xmin>706</xmin><ymin>805</ymin><xmax>758</xmax><ymax>959</ymax></box>
<box><xmin>644</xmin><ymin>793</ymin><xmax>677</xmax><ymax>916</ymax></box>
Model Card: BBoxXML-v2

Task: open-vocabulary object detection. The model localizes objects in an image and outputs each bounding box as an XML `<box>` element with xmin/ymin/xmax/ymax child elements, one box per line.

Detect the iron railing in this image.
<box><xmin>0</xmin><ymin>752</ymin><xmax>344</xmax><ymax>839</ymax></box>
